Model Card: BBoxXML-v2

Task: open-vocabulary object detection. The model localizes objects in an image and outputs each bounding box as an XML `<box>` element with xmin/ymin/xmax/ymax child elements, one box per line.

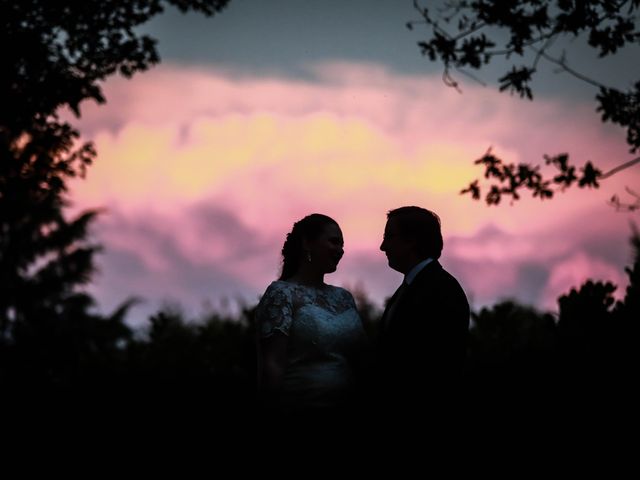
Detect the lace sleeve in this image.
<box><xmin>256</xmin><ymin>282</ymin><xmax>294</xmax><ymax>338</ymax></box>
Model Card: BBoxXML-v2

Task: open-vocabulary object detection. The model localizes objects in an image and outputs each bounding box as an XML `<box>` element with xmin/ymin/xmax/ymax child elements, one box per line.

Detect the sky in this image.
<box><xmin>69</xmin><ymin>0</ymin><xmax>640</xmax><ymax>325</ymax></box>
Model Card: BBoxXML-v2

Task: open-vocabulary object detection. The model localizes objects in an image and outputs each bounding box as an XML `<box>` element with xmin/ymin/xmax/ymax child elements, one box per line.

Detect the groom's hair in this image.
<box><xmin>387</xmin><ymin>206</ymin><xmax>443</xmax><ymax>259</ymax></box>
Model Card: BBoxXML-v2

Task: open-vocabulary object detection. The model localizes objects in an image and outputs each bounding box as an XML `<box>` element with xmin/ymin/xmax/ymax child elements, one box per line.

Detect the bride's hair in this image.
<box><xmin>279</xmin><ymin>213</ymin><xmax>338</xmax><ymax>281</ymax></box>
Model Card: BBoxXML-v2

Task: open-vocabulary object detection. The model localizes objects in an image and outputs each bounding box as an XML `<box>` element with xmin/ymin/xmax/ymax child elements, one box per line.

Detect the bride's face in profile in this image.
<box><xmin>306</xmin><ymin>223</ymin><xmax>344</xmax><ymax>274</ymax></box>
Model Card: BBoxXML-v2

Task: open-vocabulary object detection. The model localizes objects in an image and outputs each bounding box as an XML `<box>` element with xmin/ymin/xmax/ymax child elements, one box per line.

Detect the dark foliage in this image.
<box><xmin>2</xmin><ymin>2</ymin><xmax>638</xmax><ymax>426</ymax></box>
<box><xmin>0</xmin><ymin>1</ymin><xmax>229</xmax><ymax>386</ymax></box>
<box><xmin>410</xmin><ymin>0</ymin><xmax>640</xmax><ymax>205</ymax></box>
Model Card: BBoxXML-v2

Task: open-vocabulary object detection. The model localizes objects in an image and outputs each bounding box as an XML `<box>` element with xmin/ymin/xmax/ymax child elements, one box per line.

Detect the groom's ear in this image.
<box><xmin>406</xmin><ymin>236</ymin><xmax>420</xmax><ymax>255</ymax></box>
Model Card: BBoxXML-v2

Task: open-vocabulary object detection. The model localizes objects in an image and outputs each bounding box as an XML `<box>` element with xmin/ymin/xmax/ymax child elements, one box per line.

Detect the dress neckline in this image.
<box><xmin>281</xmin><ymin>280</ymin><xmax>330</xmax><ymax>291</ymax></box>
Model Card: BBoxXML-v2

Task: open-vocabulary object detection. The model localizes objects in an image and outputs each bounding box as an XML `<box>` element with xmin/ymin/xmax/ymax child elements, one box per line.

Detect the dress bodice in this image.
<box><xmin>256</xmin><ymin>280</ymin><xmax>368</xmax><ymax>409</ymax></box>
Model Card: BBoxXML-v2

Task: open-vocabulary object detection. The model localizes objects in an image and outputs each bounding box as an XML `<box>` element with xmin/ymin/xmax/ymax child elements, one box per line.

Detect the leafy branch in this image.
<box><xmin>461</xmin><ymin>149</ymin><xmax>640</xmax><ymax>205</ymax></box>
<box><xmin>411</xmin><ymin>0</ymin><xmax>640</xmax><ymax>205</ymax></box>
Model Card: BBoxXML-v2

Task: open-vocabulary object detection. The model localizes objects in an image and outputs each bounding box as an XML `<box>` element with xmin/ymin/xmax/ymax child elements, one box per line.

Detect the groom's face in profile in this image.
<box><xmin>380</xmin><ymin>217</ymin><xmax>416</xmax><ymax>274</ymax></box>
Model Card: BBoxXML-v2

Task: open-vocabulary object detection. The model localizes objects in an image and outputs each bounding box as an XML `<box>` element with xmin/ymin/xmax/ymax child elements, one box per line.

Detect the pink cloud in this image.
<box><xmin>67</xmin><ymin>63</ymin><xmax>639</xmax><ymax>323</ymax></box>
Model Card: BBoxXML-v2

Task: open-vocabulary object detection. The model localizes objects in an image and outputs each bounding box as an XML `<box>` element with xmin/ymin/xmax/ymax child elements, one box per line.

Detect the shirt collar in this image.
<box><xmin>405</xmin><ymin>258</ymin><xmax>434</xmax><ymax>285</ymax></box>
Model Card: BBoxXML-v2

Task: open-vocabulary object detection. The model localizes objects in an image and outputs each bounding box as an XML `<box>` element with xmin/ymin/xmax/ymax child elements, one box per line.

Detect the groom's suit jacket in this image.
<box><xmin>377</xmin><ymin>260</ymin><xmax>470</xmax><ymax>407</ymax></box>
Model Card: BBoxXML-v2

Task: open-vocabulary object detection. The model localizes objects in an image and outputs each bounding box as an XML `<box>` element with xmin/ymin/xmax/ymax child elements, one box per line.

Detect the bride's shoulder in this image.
<box><xmin>326</xmin><ymin>285</ymin><xmax>356</xmax><ymax>303</ymax></box>
<box><xmin>257</xmin><ymin>281</ymin><xmax>298</xmax><ymax>314</ymax></box>
<box><xmin>262</xmin><ymin>280</ymin><xmax>295</xmax><ymax>295</ymax></box>
<box><xmin>259</xmin><ymin>280</ymin><xmax>292</xmax><ymax>300</ymax></box>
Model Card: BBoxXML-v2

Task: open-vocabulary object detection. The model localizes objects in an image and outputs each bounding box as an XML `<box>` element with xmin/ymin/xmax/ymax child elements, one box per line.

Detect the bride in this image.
<box><xmin>256</xmin><ymin>213</ymin><xmax>369</xmax><ymax>414</ymax></box>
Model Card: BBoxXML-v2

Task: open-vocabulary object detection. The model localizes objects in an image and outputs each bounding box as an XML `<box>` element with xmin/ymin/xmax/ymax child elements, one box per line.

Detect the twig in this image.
<box><xmin>600</xmin><ymin>156</ymin><xmax>640</xmax><ymax>179</ymax></box>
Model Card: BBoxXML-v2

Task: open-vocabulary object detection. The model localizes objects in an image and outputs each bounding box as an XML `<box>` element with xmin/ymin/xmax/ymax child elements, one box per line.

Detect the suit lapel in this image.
<box><xmin>382</xmin><ymin>261</ymin><xmax>442</xmax><ymax>331</ymax></box>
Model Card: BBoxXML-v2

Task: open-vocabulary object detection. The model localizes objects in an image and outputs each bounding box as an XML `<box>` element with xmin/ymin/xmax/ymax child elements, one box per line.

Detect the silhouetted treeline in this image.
<box><xmin>467</xmin><ymin>229</ymin><xmax>639</xmax><ymax>416</ymax></box>
<box><xmin>1</xmin><ymin>228</ymin><xmax>638</xmax><ymax>416</ymax></box>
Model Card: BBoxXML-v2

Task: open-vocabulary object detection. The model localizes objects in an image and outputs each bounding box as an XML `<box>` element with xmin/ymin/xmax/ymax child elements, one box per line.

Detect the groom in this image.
<box><xmin>377</xmin><ymin>206</ymin><xmax>470</xmax><ymax>410</ymax></box>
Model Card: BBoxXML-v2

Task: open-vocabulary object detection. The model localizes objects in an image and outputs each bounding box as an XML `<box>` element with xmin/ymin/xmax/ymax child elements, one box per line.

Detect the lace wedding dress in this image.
<box><xmin>257</xmin><ymin>280</ymin><xmax>368</xmax><ymax>410</ymax></box>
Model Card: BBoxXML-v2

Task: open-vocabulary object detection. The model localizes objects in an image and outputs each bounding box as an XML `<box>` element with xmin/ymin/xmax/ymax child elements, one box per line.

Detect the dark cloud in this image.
<box><xmin>514</xmin><ymin>263</ymin><xmax>552</xmax><ymax>306</ymax></box>
<box><xmin>140</xmin><ymin>0</ymin><xmax>426</xmax><ymax>78</ymax></box>
<box><xmin>445</xmin><ymin>219</ymin><xmax>635</xmax><ymax>311</ymax></box>
<box><xmin>90</xmin><ymin>205</ymin><xmax>269</xmax><ymax>326</ymax></box>
<box><xmin>562</xmin><ymin>215</ymin><xmax>636</xmax><ymax>271</ymax></box>
<box><xmin>189</xmin><ymin>201</ymin><xmax>273</xmax><ymax>260</ymax></box>
<box><xmin>86</xmin><ymin>202</ymin><xmax>637</xmax><ymax>327</ymax></box>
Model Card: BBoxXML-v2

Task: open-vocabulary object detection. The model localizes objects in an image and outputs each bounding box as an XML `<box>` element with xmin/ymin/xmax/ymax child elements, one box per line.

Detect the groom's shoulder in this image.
<box><xmin>440</xmin><ymin>265</ymin><xmax>466</xmax><ymax>291</ymax></box>
<box><xmin>436</xmin><ymin>265</ymin><xmax>470</xmax><ymax>308</ymax></box>
<box><xmin>417</xmin><ymin>261</ymin><xmax>464</xmax><ymax>289</ymax></box>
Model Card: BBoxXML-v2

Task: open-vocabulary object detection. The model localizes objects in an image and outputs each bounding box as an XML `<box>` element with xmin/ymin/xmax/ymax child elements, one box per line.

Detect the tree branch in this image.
<box><xmin>532</xmin><ymin>33</ymin><xmax>560</xmax><ymax>71</ymax></box>
<box><xmin>531</xmin><ymin>47</ymin><xmax>608</xmax><ymax>90</ymax></box>
<box><xmin>600</xmin><ymin>156</ymin><xmax>640</xmax><ymax>179</ymax></box>
<box><xmin>454</xmin><ymin>66</ymin><xmax>488</xmax><ymax>87</ymax></box>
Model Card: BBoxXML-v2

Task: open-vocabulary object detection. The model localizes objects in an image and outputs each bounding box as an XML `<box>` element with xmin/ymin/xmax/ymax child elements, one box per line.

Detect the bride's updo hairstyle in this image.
<box><xmin>279</xmin><ymin>213</ymin><xmax>339</xmax><ymax>281</ymax></box>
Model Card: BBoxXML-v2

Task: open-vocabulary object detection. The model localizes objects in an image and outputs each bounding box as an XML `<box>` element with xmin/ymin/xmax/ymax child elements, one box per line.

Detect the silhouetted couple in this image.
<box><xmin>256</xmin><ymin>206</ymin><xmax>470</xmax><ymax>422</ymax></box>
